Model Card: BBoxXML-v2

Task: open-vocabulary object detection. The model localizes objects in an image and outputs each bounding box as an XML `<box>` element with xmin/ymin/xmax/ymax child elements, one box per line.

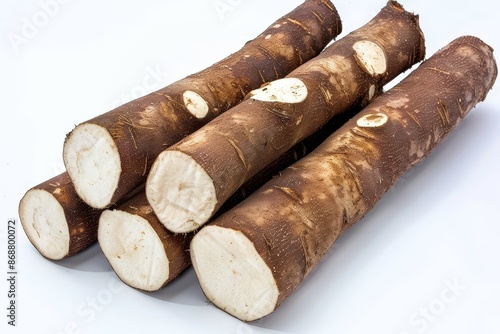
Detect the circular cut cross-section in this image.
<box><xmin>191</xmin><ymin>226</ymin><xmax>279</xmax><ymax>321</ymax></box>
<box><xmin>98</xmin><ymin>210</ymin><xmax>169</xmax><ymax>291</ymax></box>
<box><xmin>146</xmin><ymin>150</ymin><xmax>217</xmax><ymax>233</ymax></box>
<box><xmin>63</xmin><ymin>123</ymin><xmax>121</xmax><ymax>209</ymax></box>
<box><xmin>19</xmin><ymin>189</ymin><xmax>70</xmax><ymax>260</ymax></box>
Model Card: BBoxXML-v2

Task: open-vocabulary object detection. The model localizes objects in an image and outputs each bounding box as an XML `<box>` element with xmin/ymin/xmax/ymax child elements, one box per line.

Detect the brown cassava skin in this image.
<box><xmin>104</xmin><ymin>106</ymin><xmax>362</xmax><ymax>290</ymax></box>
<box><xmin>19</xmin><ymin>172</ymin><xmax>102</xmax><ymax>259</ymax></box>
<box><xmin>216</xmin><ymin>104</ymin><xmax>364</xmax><ymax>215</ymax></box>
<box><xmin>197</xmin><ymin>36</ymin><xmax>497</xmax><ymax>319</ymax></box>
<box><xmin>155</xmin><ymin>1</ymin><xmax>425</xmax><ymax>225</ymax></box>
<box><xmin>64</xmin><ymin>0</ymin><xmax>342</xmax><ymax>208</ymax></box>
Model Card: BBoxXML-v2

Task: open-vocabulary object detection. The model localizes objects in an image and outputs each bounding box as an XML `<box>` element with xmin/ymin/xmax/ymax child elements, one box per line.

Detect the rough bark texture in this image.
<box><xmin>191</xmin><ymin>35</ymin><xmax>497</xmax><ymax>321</ymax></box>
<box><xmin>63</xmin><ymin>0</ymin><xmax>342</xmax><ymax>209</ymax></box>
<box><xmin>19</xmin><ymin>172</ymin><xmax>102</xmax><ymax>260</ymax></box>
<box><xmin>148</xmin><ymin>1</ymin><xmax>425</xmax><ymax>232</ymax></box>
<box><xmin>216</xmin><ymin>104</ymin><xmax>364</xmax><ymax>215</ymax></box>
<box><xmin>99</xmin><ymin>105</ymin><xmax>361</xmax><ymax>291</ymax></box>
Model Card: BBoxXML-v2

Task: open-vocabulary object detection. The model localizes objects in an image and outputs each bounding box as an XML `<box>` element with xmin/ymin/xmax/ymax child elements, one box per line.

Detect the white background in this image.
<box><xmin>1</xmin><ymin>0</ymin><xmax>499</xmax><ymax>333</ymax></box>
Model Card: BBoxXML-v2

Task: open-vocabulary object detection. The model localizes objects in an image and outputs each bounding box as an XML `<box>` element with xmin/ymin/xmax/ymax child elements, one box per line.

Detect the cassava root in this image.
<box><xmin>19</xmin><ymin>172</ymin><xmax>102</xmax><ymax>260</ymax></box>
<box><xmin>63</xmin><ymin>0</ymin><xmax>342</xmax><ymax>209</ymax></box>
<box><xmin>146</xmin><ymin>1</ymin><xmax>426</xmax><ymax>233</ymax></box>
<box><xmin>98</xmin><ymin>107</ymin><xmax>361</xmax><ymax>291</ymax></box>
<box><xmin>98</xmin><ymin>192</ymin><xmax>189</xmax><ymax>291</ymax></box>
<box><xmin>190</xmin><ymin>35</ymin><xmax>497</xmax><ymax>322</ymax></box>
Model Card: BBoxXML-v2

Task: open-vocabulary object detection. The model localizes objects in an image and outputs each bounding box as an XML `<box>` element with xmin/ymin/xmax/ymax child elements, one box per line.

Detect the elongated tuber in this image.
<box><xmin>98</xmin><ymin>192</ymin><xmax>190</xmax><ymax>291</ymax></box>
<box><xmin>146</xmin><ymin>1</ymin><xmax>426</xmax><ymax>233</ymax></box>
<box><xmin>19</xmin><ymin>172</ymin><xmax>102</xmax><ymax>260</ymax></box>
<box><xmin>190</xmin><ymin>35</ymin><xmax>497</xmax><ymax>322</ymax></box>
<box><xmin>98</xmin><ymin>108</ymin><xmax>360</xmax><ymax>291</ymax></box>
<box><xmin>63</xmin><ymin>0</ymin><xmax>342</xmax><ymax>209</ymax></box>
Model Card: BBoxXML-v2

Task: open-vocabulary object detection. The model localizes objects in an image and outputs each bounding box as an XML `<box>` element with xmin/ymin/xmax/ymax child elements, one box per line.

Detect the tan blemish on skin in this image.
<box><xmin>356</xmin><ymin>113</ymin><xmax>388</xmax><ymax>128</ymax></box>
<box><xmin>368</xmin><ymin>84</ymin><xmax>376</xmax><ymax>101</ymax></box>
<box><xmin>299</xmin><ymin>56</ymin><xmax>353</xmax><ymax>100</ymax></box>
<box><xmin>138</xmin><ymin>105</ymin><xmax>159</xmax><ymax>127</ymax></box>
<box><xmin>456</xmin><ymin>45</ymin><xmax>482</xmax><ymax>64</ymax></box>
<box><xmin>386</xmin><ymin>97</ymin><xmax>410</xmax><ymax>109</ymax></box>
<box><xmin>409</xmin><ymin>140</ymin><xmax>427</xmax><ymax>159</ymax></box>
<box><xmin>303</xmin><ymin>55</ymin><xmax>347</xmax><ymax>76</ymax></box>
<box><xmin>157</xmin><ymin>100</ymin><xmax>181</xmax><ymax>125</ymax></box>
<box><xmin>343</xmin><ymin>160</ymin><xmax>363</xmax><ymax>194</ymax></box>
<box><xmin>118</xmin><ymin>114</ymin><xmax>154</xmax><ymax>130</ymax></box>
<box><xmin>262</xmin><ymin>188</ymin><xmax>274</xmax><ymax>195</ymax></box>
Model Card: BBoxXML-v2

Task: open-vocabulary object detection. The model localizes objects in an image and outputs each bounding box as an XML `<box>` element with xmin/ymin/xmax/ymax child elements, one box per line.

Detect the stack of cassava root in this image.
<box><xmin>19</xmin><ymin>0</ymin><xmax>497</xmax><ymax>322</ymax></box>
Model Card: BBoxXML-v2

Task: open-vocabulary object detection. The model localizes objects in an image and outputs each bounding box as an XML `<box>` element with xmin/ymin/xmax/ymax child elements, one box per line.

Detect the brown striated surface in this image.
<box><xmin>197</xmin><ymin>35</ymin><xmax>496</xmax><ymax>320</ymax></box>
<box><xmin>154</xmin><ymin>1</ymin><xmax>425</xmax><ymax>232</ymax></box>
<box><xmin>64</xmin><ymin>0</ymin><xmax>343</xmax><ymax>208</ymax></box>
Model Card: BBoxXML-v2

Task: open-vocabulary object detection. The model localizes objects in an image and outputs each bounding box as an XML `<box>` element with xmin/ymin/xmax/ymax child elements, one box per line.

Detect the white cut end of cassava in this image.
<box><xmin>98</xmin><ymin>210</ymin><xmax>169</xmax><ymax>291</ymax></box>
<box><xmin>353</xmin><ymin>40</ymin><xmax>387</xmax><ymax>76</ymax></box>
<box><xmin>19</xmin><ymin>189</ymin><xmax>69</xmax><ymax>260</ymax></box>
<box><xmin>146</xmin><ymin>150</ymin><xmax>216</xmax><ymax>233</ymax></box>
<box><xmin>191</xmin><ymin>226</ymin><xmax>279</xmax><ymax>321</ymax></box>
<box><xmin>356</xmin><ymin>113</ymin><xmax>389</xmax><ymax>128</ymax></box>
<box><xmin>250</xmin><ymin>78</ymin><xmax>308</xmax><ymax>104</ymax></box>
<box><xmin>183</xmin><ymin>90</ymin><xmax>209</xmax><ymax>119</ymax></box>
<box><xmin>63</xmin><ymin>123</ymin><xmax>121</xmax><ymax>209</ymax></box>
